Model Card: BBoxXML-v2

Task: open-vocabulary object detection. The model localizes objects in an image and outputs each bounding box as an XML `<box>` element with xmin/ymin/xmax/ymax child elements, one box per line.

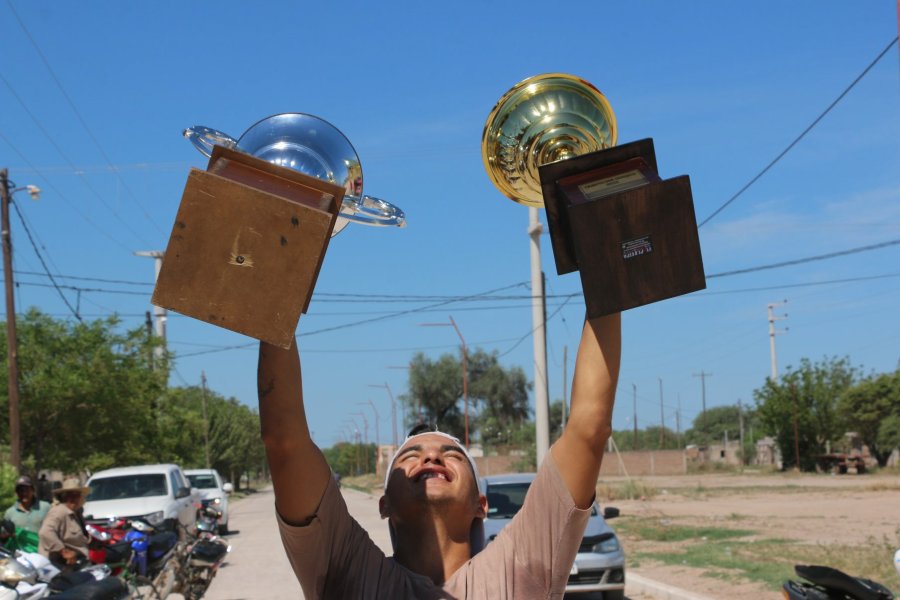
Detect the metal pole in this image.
<box><xmin>767</xmin><ymin>301</ymin><xmax>788</xmax><ymax>380</ymax></box>
<box><xmin>632</xmin><ymin>383</ymin><xmax>638</xmax><ymax>450</ymax></box>
<box><xmin>360</xmin><ymin>400</ymin><xmax>380</xmax><ymax>446</ymax></box>
<box><xmin>658</xmin><ymin>377</ymin><xmax>664</xmax><ymax>449</ymax></box>
<box><xmin>449</xmin><ymin>316</ymin><xmax>468</xmax><ymax>448</ymax></box>
<box><xmin>201</xmin><ymin>371</ymin><xmax>211</xmax><ymax>468</ymax></box>
<box><xmin>529</xmin><ymin>207</ymin><xmax>550</xmax><ymax>467</ymax></box>
<box><xmin>1</xmin><ymin>169</ymin><xmax>21</xmax><ymax>472</ymax></box>
<box><xmin>134</xmin><ymin>250</ymin><xmax>167</xmax><ymax>364</ymax></box>
<box><xmin>561</xmin><ymin>345</ymin><xmax>568</xmax><ymax>431</ymax></box>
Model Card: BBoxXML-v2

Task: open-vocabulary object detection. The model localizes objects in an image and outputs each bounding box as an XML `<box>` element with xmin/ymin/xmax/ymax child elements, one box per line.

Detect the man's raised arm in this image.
<box><xmin>258</xmin><ymin>340</ymin><xmax>332</xmax><ymax>525</ymax></box>
<box><xmin>551</xmin><ymin>313</ymin><xmax>621</xmax><ymax>509</ymax></box>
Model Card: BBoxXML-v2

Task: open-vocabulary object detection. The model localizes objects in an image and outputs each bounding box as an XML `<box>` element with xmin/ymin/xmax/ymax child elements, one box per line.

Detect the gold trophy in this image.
<box><xmin>482</xmin><ymin>73</ymin><xmax>705</xmax><ymax>316</ymax></box>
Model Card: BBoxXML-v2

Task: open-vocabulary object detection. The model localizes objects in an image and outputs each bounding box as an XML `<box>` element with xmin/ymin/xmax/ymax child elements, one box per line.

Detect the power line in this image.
<box><xmin>698</xmin><ymin>36</ymin><xmax>899</xmax><ymax>228</ymax></box>
<box><xmin>10</xmin><ymin>197</ymin><xmax>81</xmax><ymax>321</ymax></box>
<box><xmin>5</xmin><ymin>0</ymin><xmax>165</xmax><ymax>235</ymax></box>
<box><xmin>0</xmin><ymin>131</ymin><xmax>136</xmax><ymax>252</ymax></box>
<box><xmin>706</xmin><ymin>238</ymin><xmax>900</xmax><ymax>279</ymax></box>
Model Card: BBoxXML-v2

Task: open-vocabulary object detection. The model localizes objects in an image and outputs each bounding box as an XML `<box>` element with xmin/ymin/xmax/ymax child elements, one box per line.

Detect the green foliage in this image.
<box><xmin>322</xmin><ymin>442</ymin><xmax>376</xmax><ymax>477</ymax></box>
<box><xmin>0</xmin><ymin>309</ymin><xmax>265</xmax><ymax>483</ymax></box>
<box><xmin>838</xmin><ymin>369</ymin><xmax>900</xmax><ymax>465</ymax></box>
<box><xmin>0</xmin><ymin>309</ymin><xmax>167</xmax><ymax>473</ymax></box>
<box><xmin>0</xmin><ymin>462</ymin><xmax>19</xmax><ymax>509</ymax></box>
<box><xmin>753</xmin><ymin>356</ymin><xmax>859</xmax><ymax>471</ymax></box>
<box><xmin>612</xmin><ymin>426</ymin><xmax>679</xmax><ymax>451</ymax></box>
<box><xmin>401</xmin><ymin>348</ymin><xmax>531</xmax><ymax>442</ymax></box>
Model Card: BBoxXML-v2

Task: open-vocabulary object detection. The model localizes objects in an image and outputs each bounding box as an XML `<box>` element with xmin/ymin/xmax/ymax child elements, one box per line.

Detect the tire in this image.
<box><xmin>218</xmin><ymin>522</ymin><xmax>229</xmax><ymax>535</ymax></box>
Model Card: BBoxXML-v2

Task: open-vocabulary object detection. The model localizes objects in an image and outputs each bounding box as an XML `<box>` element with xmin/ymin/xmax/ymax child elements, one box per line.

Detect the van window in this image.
<box><xmin>169</xmin><ymin>471</ymin><xmax>181</xmax><ymax>497</ymax></box>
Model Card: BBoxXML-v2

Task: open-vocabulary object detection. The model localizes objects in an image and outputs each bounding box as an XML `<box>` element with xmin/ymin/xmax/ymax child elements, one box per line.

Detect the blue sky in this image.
<box><xmin>2</xmin><ymin>1</ymin><xmax>898</xmax><ymax>449</ymax></box>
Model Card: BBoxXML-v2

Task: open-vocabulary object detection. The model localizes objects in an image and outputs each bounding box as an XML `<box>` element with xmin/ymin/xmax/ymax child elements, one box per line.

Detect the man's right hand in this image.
<box><xmin>61</xmin><ymin>548</ymin><xmax>78</xmax><ymax>565</ymax></box>
<box><xmin>258</xmin><ymin>340</ymin><xmax>333</xmax><ymax>526</ymax></box>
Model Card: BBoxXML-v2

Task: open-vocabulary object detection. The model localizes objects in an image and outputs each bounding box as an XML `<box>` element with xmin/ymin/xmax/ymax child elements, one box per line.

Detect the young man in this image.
<box><xmin>4</xmin><ymin>475</ymin><xmax>51</xmax><ymax>534</ymax></box>
<box><xmin>259</xmin><ymin>313</ymin><xmax>620</xmax><ymax>598</ymax></box>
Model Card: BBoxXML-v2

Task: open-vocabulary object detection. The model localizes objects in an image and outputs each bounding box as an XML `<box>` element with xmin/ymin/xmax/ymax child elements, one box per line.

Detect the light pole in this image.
<box><xmin>419</xmin><ymin>316</ymin><xmax>469</xmax><ymax>448</ymax></box>
<box><xmin>1</xmin><ymin>170</ymin><xmax>40</xmax><ymax>472</ymax></box>
<box><xmin>134</xmin><ymin>250</ymin><xmax>167</xmax><ymax>365</ymax></box>
<box><xmin>351</xmin><ymin>411</ymin><xmax>369</xmax><ymax>473</ymax></box>
<box><xmin>369</xmin><ymin>383</ymin><xmax>398</xmax><ymax>447</ymax></box>
<box><xmin>358</xmin><ymin>401</ymin><xmax>380</xmax><ymax>446</ymax></box>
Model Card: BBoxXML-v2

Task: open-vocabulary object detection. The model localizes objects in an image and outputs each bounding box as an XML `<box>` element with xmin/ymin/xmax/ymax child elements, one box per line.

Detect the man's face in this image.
<box><xmin>15</xmin><ymin>486</ymin><xmax>34</xmax><ymax>504</ymax></box>
<box><xmin>381</xmin><ymin>433</ymin><xmax>485</xmax><ymax>520</ymax></box>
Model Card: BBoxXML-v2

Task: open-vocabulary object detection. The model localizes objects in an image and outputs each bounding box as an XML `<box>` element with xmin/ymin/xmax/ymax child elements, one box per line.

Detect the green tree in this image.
<box><xmin>323</xmin><ymin>442</ymin><xmax>376</xmax><ymax>476</ymax></box>
<box><xmin>838</xmin><ymin>370</ymin><xmax>900</xmax><ymax>466</ymax></box>
<box><xmin>754</xmin><ymin>356</ymin><xmax>859</xmax><ymax>471</ymax></box>
<box><xmin>402</xmin><ymin>349</ymin><xmax>531</xmax><ymax>442</ymax></box>
<box><xmin>0</xmin><ymin>309</ymin><xmax>167</xmax><ymax>474</ymax></box>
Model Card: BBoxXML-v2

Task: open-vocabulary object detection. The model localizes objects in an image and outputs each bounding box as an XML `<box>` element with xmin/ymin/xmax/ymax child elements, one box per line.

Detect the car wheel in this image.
<box><xmin>219</xmin><ymin>522</ymin><xmax>228</xmax><ymax>535</ymax></box>
<box><xmin>603</xmin><ymin>590</ymin><xmax>625</xmax><ymax>600</ymax></box>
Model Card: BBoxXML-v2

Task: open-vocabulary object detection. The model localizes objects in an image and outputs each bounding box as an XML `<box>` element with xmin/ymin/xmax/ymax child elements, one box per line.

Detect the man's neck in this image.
<box><xmin>18</xmin><ymin>498</ymin><xmax>34</xmax><ymax>510</ymax></box>
<box><xmin>392</xmin><ymin>514</ymin><xmax>472</xmax><ymax>585</ymax></box>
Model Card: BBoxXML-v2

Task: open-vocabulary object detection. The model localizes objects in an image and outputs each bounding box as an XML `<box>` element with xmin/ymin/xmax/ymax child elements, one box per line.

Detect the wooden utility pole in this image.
<box><xmin>658</xmin><ymin>377</ymin><xmax>665</xmax><ymax>449</ymax></box>
<box><xmin>1</xmin><ymin>169</ymin><xmax>21</xmax><ymax>472</ymax></box>
<box><xmin>201</xmin><ymin>371</ymin><xmax>211</xmax><ymax>468</ymax></box>
<box><xmin>693</xmin><ymin>371</ymin><xmax>712</xmax><ymax>416</ymax></box>
<box><xmin>790</xmin><ymin>383</ymin><xmax>801</xmax><ymax>472</ymax></box>
<box><xmin>632</xmin><ymin>383</ymin><xmax>638</xmax><ymax>450</ymax></box>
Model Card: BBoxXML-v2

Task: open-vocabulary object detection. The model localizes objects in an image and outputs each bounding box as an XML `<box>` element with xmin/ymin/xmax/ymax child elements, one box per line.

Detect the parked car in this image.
<box><xmin>185</xmin><ymin>469</ymin><xmax>233</xmax><ymax>534</ymax></box>
<box><xmin>481</xmin><ymin>473</ymin><xmax>625</xmax><ymax>598</ymax></box>
<box><xmin>84</xmin><ymin>464</ymin><xmax>197</xmax><ymax>537</ymax></box>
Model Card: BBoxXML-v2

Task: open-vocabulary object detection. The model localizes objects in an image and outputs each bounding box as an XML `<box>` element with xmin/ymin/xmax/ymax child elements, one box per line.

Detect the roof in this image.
<box><xmin>88</xmin><ymin>464</ymin><xmax>183</xmax><ymax>479</ymax></box>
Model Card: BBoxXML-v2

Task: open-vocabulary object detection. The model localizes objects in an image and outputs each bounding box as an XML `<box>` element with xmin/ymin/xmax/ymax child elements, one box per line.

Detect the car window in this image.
<box><xmin>187</xmin><ymin>474</ymin><xmax>219</xmax><ymax>489</ymax></box>
<box><xmin>168</xmin><ymin>471</ymin><xmax>181</xmax><ymax>497</ymax></box>
<box><xmin>88</xmin><ymin>474</ymin><xmax>168</xmax><ymax>500</ymax></box>
<box><xmin>485</xmin><ymin>482</ymin><xmax>530</xmax><ymax>519</ymax></box>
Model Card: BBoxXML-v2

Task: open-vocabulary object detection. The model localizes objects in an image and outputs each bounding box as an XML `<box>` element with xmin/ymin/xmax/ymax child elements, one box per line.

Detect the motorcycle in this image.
<box><xmin>87</xmin><ymin>519</ymin><xmax>182</xmax><ymax>600</ymax></box>
<box><xmin>180</xmin><ymin>506</ymin><xmax>230</xmax><ymax>600</ymax></box>
<box><xmin>782</xmin><ymin>564</ymin><xmax>895</xmax><ymax>600</ymax></box>
<box><xmin>0</xmin><ymin>549</ymin><xmax>127</xmax><ymax>600</ymax></box>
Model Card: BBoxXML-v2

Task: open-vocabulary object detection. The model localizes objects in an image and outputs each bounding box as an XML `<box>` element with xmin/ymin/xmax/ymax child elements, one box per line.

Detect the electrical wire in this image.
<box><xmin>705</xmin><ymin>237</ymin><xmax>900</xmax><ymax>279</ymax></box>
<box><xmin>10</xmin><ymin>198</ymin><xmax>82</xmax><ymax>321</ymax></box>
<box><xmin>5</xmin><ymin>0</ymin><xmax>165</xmax><ymax>235</ymax></box>
<box><xmin>698</xmin><ymin>36</ymin><xmax>899</xmax><ymax>228</ymax></box>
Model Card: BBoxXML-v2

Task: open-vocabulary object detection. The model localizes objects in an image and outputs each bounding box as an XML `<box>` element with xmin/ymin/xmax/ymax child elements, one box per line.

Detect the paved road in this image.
<box><xmin>203</xmin><ymin>485</ymin><xmax>647</xmax><ymax>600</ymax></box>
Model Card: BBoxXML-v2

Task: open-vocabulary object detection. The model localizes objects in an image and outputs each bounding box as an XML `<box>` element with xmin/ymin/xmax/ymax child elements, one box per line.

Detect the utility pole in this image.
<box><xmin>1</xmin><ymin>169</ymin><xmax>21</xmax><ymax>472</ymax></box>
<box><xmin>738</xmin><ymin>398</ymin><xmax>745</xmax><ymax>469</ymax></box>
<box><xmin>767</xmin><ymin>301</ymin><xmax>788</xmax><ymax>380</ymax></box>
<box><xmin>632</xmin><ymin>383</ymin><xmax>638</xmax><ymax>450</ymax></box>
<box><xmin>693</xmin><ymin>371</ymin><xmax>712</xmax><ymax>416</ymax></box>
<box><xmin>201</xmin><ymin>371</ymin><xmax>211</xmax><ymax>468</ymax></box>
<box><xmin>676</xmin><ymin>394</ymin><xmax>682</xmax><ymax>446</ymax></box>
<box><xmin>368</xmin><ymin>383</ymin><xmax>397</xmax><ymax>447</ymax></box>
<box><xmin>359</xmin><ymin>400</ymin><xmax>380</xmax><ymax>446</ymax></box>
<box><xmin>135</xmin><ymin>250</ymin><xmax>167</xmax><ymax>365</ymax></box>
<box><xmin>561</xmin><ymin>345</ymin><xmax>568</xmax><ymax>431</ymax></box>
<box><xmin>658</xmin><ymin>377</ymin><xmax>665</xmax><ymax>449</ymax></box>
<box><xmin>528</xmin><ymin>207</ymin><xmax>551</xmax><ymax>468</ymax></box>
<box><xmin>790</xmin><ymin>383</ymin><xmax>801</xmax><ymax>472</ymax></box>
<box><xmin>351</xmin><ymin>411</ymin><xmax>369</xmax><ymax>473</ymax></box>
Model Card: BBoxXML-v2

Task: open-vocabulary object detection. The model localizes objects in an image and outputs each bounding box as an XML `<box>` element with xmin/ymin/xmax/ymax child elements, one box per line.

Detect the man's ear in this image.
<box><xmin>475</xmin><ymin>493</ymin><xmax>488</xmax><ymax>519</ymax></box>
<box><xmin>379</xmin><ymin>495</ymin><xmax>389</xmax><ymax>519</ymax></box>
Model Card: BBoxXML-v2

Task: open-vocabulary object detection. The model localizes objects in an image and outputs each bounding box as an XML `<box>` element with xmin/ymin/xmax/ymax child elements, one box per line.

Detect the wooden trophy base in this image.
<box><xmin>152</xmin><ymin>145</ymin><xmax>344</xmax><ymax>348</ymax></box>
<box><xmin>539</xmin><ymin>139</ymin><xmax>706</xmax><ymax>318</ymax></box>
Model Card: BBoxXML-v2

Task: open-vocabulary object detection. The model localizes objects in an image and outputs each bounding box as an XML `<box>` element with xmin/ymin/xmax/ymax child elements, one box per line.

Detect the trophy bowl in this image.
<box><xmin>481</xmin><ymin>73</ymin><xmax>618</xmax><ymax>207</ymax></box>
<box><xmin>184</xmin><ymin>113</ymin><xmax>406</xmax><ymax>236</ymax></box>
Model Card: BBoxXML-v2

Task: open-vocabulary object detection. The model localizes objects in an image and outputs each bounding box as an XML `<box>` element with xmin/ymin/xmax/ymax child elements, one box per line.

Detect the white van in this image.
<box><xmin>84</xmin><ymin>464</ymin><xmax>197</xmax><ymax>536</ymax></box>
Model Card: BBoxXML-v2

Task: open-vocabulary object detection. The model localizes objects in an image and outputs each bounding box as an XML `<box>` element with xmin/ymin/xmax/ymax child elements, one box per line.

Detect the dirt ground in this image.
<box><xmin>598</xmin><ymin>469</ymin><xmax>900</xmax><ymax>599</ymax></box>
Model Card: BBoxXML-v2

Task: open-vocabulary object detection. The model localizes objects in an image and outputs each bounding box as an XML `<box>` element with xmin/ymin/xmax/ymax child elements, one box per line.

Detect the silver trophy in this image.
<box><xmin>184</xmin><ymin>112</ymin><xmax>406</xmax><ymax>236</ymax></box>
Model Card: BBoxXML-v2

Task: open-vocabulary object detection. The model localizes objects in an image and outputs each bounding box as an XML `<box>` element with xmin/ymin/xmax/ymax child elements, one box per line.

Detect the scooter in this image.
<box><xmin>180</xmin><ymin>506</ymin><xmax>230</xmax><ymax>600</ymax></box>
<box><xmin>782</xmin><ymin>564</ymin><xmax>895</xmax><ymax>600</ymax></box>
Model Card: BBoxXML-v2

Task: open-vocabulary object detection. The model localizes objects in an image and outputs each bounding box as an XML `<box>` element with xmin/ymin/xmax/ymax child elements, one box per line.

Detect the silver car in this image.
<box><xmin>481</xmin><ymin>473</ymin><xmax>625</xmax><ymax>598</ymax></box>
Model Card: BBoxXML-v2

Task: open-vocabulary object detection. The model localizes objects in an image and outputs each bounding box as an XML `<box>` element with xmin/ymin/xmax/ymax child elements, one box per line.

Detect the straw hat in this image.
<box><xmin>53</xmin><ymin>478</ymin><xmax>91</xmax><ymax>497</ymax></box>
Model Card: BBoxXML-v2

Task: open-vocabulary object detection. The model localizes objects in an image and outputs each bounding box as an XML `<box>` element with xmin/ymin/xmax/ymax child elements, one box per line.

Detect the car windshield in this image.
<box><xmin>485</xmin><ymin>482</ymin><xmax>529</xmax><ymax>519</ymax></box>
<box><xmin>486</xmin><ymin>480</ymin><xmax>599</xmax><ymax>519</ymax></box>
<box><xmin>187</xmin><ymin>474</ymin><xmax>218</xmax><ymax>489</ymax></box>
<box><xmin>88</xmin><ymin>474</ymin><xmax>168</xmax><ymax>500</ymax></box>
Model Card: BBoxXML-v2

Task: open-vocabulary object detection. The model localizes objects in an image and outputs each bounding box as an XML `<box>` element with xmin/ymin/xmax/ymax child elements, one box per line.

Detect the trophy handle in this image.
<box><xmin>339</xmin><ymin>195</ymin><xmax>406</xmax><ymax>228</ymax></box>
<box><xmin>183</xmin><ymin>126</ymin><xmax>238</xmax><ymax>158</ymax></box>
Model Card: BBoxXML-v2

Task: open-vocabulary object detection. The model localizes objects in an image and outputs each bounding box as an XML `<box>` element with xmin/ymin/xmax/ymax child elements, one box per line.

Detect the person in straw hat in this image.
<box><xmin>38</xmin><ymin>477</ymin><xmax>91</xmax><ymax>569</ymax></box>
<box><xmin>258</xmin><ymin>312</ymin><xmax>620</xmax><ymax>599</ymax></box>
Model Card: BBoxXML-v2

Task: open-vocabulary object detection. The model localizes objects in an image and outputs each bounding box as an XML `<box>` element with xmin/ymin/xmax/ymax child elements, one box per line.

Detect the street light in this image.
<box><xmin>368</xmin><ymin>383</ymin><xmax>398</xmax><ymax>447</ymax></box>
<box><xmin>419</xmin><ymin>315</ymin><xmax>468</xmax><ymax>448</ymax></box>
<box><xmin>358</xmin><ymin>400</ymin><xmax>380</xmax><ymax>446</ymax></box>
<box><xmin>1</xmin><ymin>170</ymin><xmax>41</xmax><ymax>472</ymax></box>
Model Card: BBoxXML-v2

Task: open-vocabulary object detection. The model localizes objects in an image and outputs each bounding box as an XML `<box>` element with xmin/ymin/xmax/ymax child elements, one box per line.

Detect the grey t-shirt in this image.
<box><xmin>278</xmin><ymin>452</ymin><xmax>590</xmax><ymax>599</ymax></box>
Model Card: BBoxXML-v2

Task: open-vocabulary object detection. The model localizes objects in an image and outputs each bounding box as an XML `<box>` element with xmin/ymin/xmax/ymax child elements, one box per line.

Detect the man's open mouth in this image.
<box><xmin>415</xmin><ymin>469</ymin><xmax>450</xmax><ymax>482</ymax></box>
